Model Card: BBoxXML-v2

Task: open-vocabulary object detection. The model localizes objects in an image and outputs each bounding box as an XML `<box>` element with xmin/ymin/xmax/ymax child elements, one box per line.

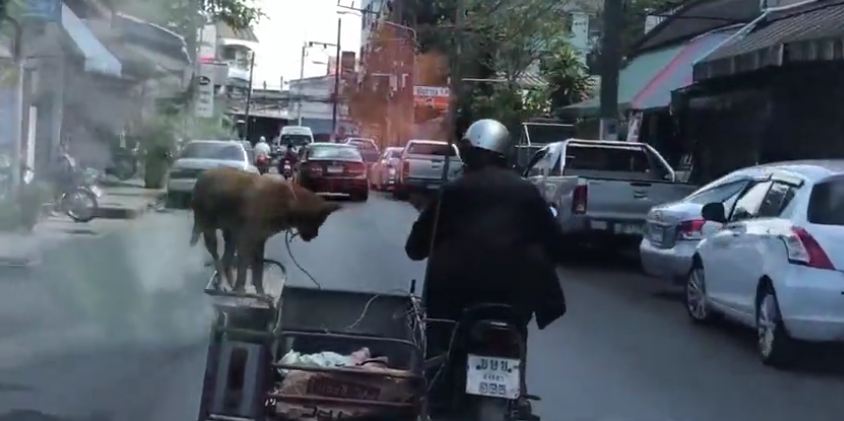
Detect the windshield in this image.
<box><xmin>281</xmin><ymin>134</ymin><xmax>312</xmax><ymax>146</ymax></box>
<box><xmin>180</xmin><ymin>143</ymin><xmax>244</xmax><ymax>161</ymax></box>
<box><xmin>407</xmin><ymin>143</ymin><xmax>457</xmax><ymax>156</ymax></box>
<box><xmin>309</xmin><ymin>146</ymin><xmax>362</xmax><ymax>160</ymax></box>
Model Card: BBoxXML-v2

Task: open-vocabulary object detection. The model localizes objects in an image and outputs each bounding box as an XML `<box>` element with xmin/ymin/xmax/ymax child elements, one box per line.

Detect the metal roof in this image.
<box><xmin>695</xmin><ymin>0</ymin><xmax>844</xmax><ymax>79</ymax></box>
<box><xmin>216</xmin><ymin>22</ymin><xmax>258</xmax><ymax>43</ymax></box>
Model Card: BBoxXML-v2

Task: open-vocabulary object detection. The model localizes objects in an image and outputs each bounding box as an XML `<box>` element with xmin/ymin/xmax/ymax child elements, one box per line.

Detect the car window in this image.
<box><xmin>180</xmin><ymin>143</ymin><xmax>244</xmax><ymax>161</ymax></box>
<box><xmin>757</xmin><ymin>182</ymin><xmax>798</xmax><ymax>218</ymax></box>
<box><xmin>407</xmin><ymin>143</ymin><xmax>456</xmax><ymax>156</ymax></box>
<box><xmin>309</xmin><ymin>146</ymin><xmax>362</xmax><ymax>160</ymax></box>
<box><xmin>350</xmin><ymin>140</ymin><xmax>377</xmax><ymax>150</ymax></box>
<box><xmin>281</xmin><ymin>134</ymin><xmax>312</xmax><ymax>146</ymax></box>
<box><xmin>729</xmin><ymin>181</ymin><xmax>772</xmax><ymax>222</ymax></box>
<box><xmin>687</xmin><ymin>180</ymin><xmax>750</xmax><ymax>205</ymax></box>
<box><xmin>525</xmin><ymin>148</ymin><xmax>549</xmax><ymax>177</ymax></box>
<box><xmin>808</xmin><ymin>178</ymin><xmax>844</xmax><ymax>225</ymax></box>
<box><xmin>564</xmin><ymin>146</ymin><xmax>651</xmax><ymax>173</ymax></box>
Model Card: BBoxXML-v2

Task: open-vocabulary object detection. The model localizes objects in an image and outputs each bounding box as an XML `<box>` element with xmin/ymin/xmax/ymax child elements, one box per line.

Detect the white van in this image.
<box><xmin>279</xmin><ymin>126</ymin><xmax>314</xmax><ymax>151</ymax></box>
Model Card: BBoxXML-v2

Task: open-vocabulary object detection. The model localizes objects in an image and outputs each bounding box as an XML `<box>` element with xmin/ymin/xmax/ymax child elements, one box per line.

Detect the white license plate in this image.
<box><xmin>327</xmin><ymin>166</ymin><xmax>344</xmax><ymax>174</ymax></box>
<box><xmin>616</xmin><ymin>223</ymin><xmax>643</xmax><ymax>235</ymax></box>
<box><xmin>465</xmin><ymin>355</ymin><xmax>520</xmax><ymax>399</ymax></box>
<box><xmin>591</xmin><ymin>220</ymin><xmax>608</xmax><ymax>230</ymax></box>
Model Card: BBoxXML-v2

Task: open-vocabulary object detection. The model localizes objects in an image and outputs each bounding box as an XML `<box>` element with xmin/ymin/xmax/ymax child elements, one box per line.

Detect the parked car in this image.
<box><xmin>522</xmin><ymin>139</ymin><xmax>697</xmax><ymax>245</ymax></box>
<box><xmin>297</xmin><ymin>142</ymin><xmax>369</xmax><ymax>201</ymax></box>
<box><xmin>687</xmin><ymin>160</ymin><xmax>844</xmax><ymax>366</ymax></box>
<box><xmin>166</xmin><ymin>140</ymin><xmax>258</xmax><ymax>207</ymax></box>
<box><xmin>395</xmin><ymin>140</ymin><xmax>463</xmax><ymax>199</ymax></box>
<box><xmin>343</xmin><ymin>137</ymin><xmax>381</xmax><ymax>165</ymax></box>
<box><xmin>640</xmin><ymin>166</ymin><xmax>768</xmax><ymax>282</ymax></box>
<box><xmin>371</xmin><ymin>147</ymin><xmax>404</xmax><ymax>191</ymax></box>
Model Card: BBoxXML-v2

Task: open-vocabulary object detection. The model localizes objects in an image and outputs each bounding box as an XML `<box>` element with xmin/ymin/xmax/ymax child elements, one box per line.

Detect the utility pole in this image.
<box><xmin>331</xmin><ymin>17</ymin><xmax>342</xmax><ymax>141</ymax></box>
<box><xmin>448</xmin><ymin>0</ymin><xmax>464</xmax><ymax>143</ymax></box>
<box><xmin>599</xmin><ymin>0</ymin><xmax>623</xmax><ymax>140</ymax></box>
<box><xmin>297</xmin><ymin>43</ymin><xmax>306</xmax><ymax>126</ymax></box>
<box><xmin>243</xmin><ymin>51</ymin><xmax>256</xmax><ymax>141</ymax></box>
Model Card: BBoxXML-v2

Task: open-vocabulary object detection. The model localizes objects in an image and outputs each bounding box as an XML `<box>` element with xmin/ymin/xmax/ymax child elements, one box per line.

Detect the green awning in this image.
<box><xmin>561</xmin><ymin>44</ymin><xmax>685</xmax><ymax>117</ymax></box>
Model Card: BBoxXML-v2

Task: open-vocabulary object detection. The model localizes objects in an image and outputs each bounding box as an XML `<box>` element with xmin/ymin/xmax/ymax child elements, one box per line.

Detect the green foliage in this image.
<box><xmin>107</xmin><ymin>0</ymin><xmax>262</xmax><ymax>35</ymax></box>
<box><xmin>541</xmin><ymin>42</ymin><xmax>594</xmax><ymax>111</ymax></box>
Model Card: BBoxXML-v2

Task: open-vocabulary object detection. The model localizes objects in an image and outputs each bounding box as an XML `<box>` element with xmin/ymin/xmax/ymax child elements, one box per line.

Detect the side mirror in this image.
<box><xmin>701</xmin><ymin>202</ymin><xmax>727</xmax><ymax>223</ymax></box>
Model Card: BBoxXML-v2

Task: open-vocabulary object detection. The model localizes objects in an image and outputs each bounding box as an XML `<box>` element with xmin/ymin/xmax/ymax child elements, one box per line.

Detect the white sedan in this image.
<box><xmin>166</xmin><ymin>140</ymin><xmax>258</xmax><ymax>207</ymax></box>
<box><xmin>687</xmin><ymin>160</ymin><xmax>844</xmax><ymax>366</ymax></box>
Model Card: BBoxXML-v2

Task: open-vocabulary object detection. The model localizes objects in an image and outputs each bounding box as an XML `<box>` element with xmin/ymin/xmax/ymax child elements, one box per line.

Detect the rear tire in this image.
<box><xmin>468</xmin><ymin>397</ymin><xmax>509</xmax><ymax>421</ymax></box>
<box><xmin>61</xmin><ymin>189</ymin><xmax>98</xmax><ymax>222</ymax></box>
<box><xmin>756</xmin><ymin>283</ymin><xmax>797</xmax><ymax>367</ymax></box>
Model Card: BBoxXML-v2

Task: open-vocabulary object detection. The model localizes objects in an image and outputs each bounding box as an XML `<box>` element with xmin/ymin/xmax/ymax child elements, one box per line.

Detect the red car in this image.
<box><xmin>297</xmin><ymin>143</ymin><xmax>369</xmax><ymax>201</ymax></box>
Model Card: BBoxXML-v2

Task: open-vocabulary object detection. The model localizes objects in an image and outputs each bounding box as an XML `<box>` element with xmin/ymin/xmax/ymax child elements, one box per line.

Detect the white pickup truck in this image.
<box><xmin>395</xmin><ymin>139</ymin><xmax>463</xmax><ymax>198</ymax></box>
<box><xmin>523</xmin><ymin>139</ymin><xmax>697</xmax><ymax>243</ymax></box>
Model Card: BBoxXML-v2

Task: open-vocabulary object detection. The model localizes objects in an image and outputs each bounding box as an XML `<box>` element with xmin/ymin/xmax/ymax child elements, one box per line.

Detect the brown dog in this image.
<box><xmin>190</xmin><ymin>167</ymin><xmax>341</xmax><ymax>293</ymax></box>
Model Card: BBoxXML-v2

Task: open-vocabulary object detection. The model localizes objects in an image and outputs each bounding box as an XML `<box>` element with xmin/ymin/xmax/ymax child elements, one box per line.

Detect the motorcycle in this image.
<box><xmin>256</xmin><ymin>154</ymin><xmax>271</xmax><ymax>175</ymax></box>
<box><xmin>51</xmin><ymin>154</ymin><xmax>101</xmax><ymax>222</ymax></box>
<box><xmin>433</xmin><ymin>303</ymin><xmax>537</xmax><ymax>421</ymax></box>
<box><xmin>280</xmin><ymin>158</ymin><xmax>294</xmax><ymax>180</ymax></box>
<box><xmin>106</xmin><ymin>143</ymin><xmax>140</xmax><ymax>181</ymax></box>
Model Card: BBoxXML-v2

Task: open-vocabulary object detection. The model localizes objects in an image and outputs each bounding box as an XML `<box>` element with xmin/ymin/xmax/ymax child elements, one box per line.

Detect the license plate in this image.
<box><xmin>591</xmin><ymin>220</ymin><xmax>608</xmax><ymax>230</ymax></box>
<box><xmin>616</xmin><ymin>223</ymin><xmax>643</xmax><ymax>235</ymax></box>
<box><xmin>465</xmin><ymin>355</ymin><xmax>520</xmax><ymax>399</ymax></box>
<box><xmin>327</xmin><ymin>166</ymin><xmax>344</xmax><ymax>174</ymax></box>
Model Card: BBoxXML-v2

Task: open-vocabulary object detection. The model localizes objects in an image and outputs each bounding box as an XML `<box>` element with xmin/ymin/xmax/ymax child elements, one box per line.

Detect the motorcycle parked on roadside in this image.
<box><xmin>49</xmin><ymin>153</ymin><xmax>101</xmax><ymax>222</ymax></box>
<box><xmin>106</xmin><ymin>143</ymin><xmax>140</xmax><ymax>181</ymax></box>
<box><xmin>431</xmin><ymin>303</ymin><xmax>538</xmax><ymax>421</ymax></box>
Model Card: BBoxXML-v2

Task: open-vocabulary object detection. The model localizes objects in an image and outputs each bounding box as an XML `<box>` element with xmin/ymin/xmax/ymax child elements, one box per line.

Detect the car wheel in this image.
<box><xmin>756</xmin><ymin>283</ymin><xmax>797</xmax><ymax>366</ymax></box>
<box><xmin>685</xmin><ymin>264</ymin><xmax>713</xmax><ymax>323</ymax></box>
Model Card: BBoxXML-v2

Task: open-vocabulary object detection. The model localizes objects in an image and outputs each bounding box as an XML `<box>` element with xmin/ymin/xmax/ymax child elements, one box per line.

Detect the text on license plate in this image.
<box><xmin>615</xmin><ymin>223</ymin><xmax>643</xmax><ymax>235</ymax></box>
<box><xmin>327</xmin><ymin>166</ymin><xmax>344</xmax><ymax>174</ymax></box>
<box><xmin>465</xmin><ymin>355</ymin><xmax>520</xmax><ymax>399</ymax></box>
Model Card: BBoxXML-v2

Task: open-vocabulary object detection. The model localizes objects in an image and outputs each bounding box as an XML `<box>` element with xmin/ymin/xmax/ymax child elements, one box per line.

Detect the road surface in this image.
<box><xmin>0</xmin><ymin>194</ymin><xmax>843</xmax><ymax>421</ymax></box>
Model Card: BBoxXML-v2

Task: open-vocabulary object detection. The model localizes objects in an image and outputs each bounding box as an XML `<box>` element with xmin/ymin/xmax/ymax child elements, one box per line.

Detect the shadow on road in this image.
<box><xmin>0</xmin><ymin>410</ymin><xmax>111</xmax><ymax>421</ymax></box>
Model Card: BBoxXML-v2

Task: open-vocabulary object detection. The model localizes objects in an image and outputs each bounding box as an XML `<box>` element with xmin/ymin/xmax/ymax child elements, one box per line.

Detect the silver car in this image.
<box><xmin>371</xmin><ymin>147</ymin><xmax>403</xmax><ymax>191</ymax></box>
<box><xmin>166</xmin><ymin>140</ymin><xmax>258</xmax><ymax>207</ymax></box>
<box><xmin>640</xmin><ymin>166</ymin><xmax>769</xmax><ymax>283</ymax></box>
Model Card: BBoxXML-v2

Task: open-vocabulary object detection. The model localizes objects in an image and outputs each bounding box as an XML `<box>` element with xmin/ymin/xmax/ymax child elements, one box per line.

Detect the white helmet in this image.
<box><xmin>259</xmin><ymin>136</ymin><xmax>267</xmax><ymax>143</ymax></box>
<box><xmin>461</xmin><ymin>119</ymin><xmax>511</xmax><ymax>156</ymax></box>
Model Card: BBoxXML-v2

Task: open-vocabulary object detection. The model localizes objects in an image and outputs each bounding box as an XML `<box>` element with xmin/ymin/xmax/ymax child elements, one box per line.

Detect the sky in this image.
<box><xmin>251</xmin><ymin>0</ymin><xmax>362</xmax><ymax>90</ymax></box>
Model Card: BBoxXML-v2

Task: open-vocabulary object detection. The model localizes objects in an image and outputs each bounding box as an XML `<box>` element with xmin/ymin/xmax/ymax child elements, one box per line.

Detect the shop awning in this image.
<box><xmin>61</xmin><ymin>3</ymin><xmax>122</xmax><ymax>77</ymax></box>
<box><xmin>631</xmin><ymin>28</ymin><xmax>737</xmax><ymax>110</ymax></box>
<box><xmin>561</xmin><ymin>43</ymin><xmax>684</xmax><ymax>117</ymax></box>
<box><xmin>695</xmin><ymin>0</ymin><xmax>844</xmax><ymax>81</ymax></box>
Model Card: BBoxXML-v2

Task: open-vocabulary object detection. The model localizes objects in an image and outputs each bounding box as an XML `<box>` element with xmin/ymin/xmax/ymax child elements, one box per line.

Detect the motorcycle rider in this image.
<box><xmin>405</xmin><ymin>119</ymin><xmax>567</xmax><ymax>414</ymax></box>
<box><xmin>254</xmin><ymin>136</ymin><xmax>271</xmax><ymax>160</ymax></box>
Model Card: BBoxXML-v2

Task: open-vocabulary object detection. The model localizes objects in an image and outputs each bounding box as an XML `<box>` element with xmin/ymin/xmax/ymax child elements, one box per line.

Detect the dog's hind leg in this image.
<box><xmin>221</xmin><ymin>229</ymin><xmax>236</xmax><ymax>289</ymax></box>
<box><xmin>252</xmin><ymin>239</ymin><xmax>266</xmax><ymax>295</ymax></box>
<box><xmin>203</xmin><ymin>229</ymin><xmax>225</xmax><ymax>289</ymax></box>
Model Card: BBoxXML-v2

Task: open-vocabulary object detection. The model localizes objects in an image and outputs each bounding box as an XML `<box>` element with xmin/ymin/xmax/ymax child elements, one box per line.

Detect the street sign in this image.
<box><xmin>195</xmin><ymin>74</ymin><xmax>214</xmax><ymax>118</ymax></box>
<box><xmin>19</xmin><ymin>0</ymin><xmax>62</xmax><ymax>22</ymax></box>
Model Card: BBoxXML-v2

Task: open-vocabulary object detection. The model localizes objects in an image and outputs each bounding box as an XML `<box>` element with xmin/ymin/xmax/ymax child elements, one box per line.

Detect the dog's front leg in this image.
<box><xmin>221</xmin><ymin>229</ymin><xmax>236</xmax><ymax>288</ymax></box>
<box><xmin>234</xmin><ymin>234</ymin><xmax>253</xmax><ymax>292</ymax></box>
<box><xmin>252</xmin><ymin>238</ymin><xmax>266</xmax><ymax>295</ymax></box>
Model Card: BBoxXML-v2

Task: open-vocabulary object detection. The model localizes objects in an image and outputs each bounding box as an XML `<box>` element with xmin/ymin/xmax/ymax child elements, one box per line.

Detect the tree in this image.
<box><xmin>541</xmin><ymin>42</ymin><xmax>594</xmax><ymax>112</ymax></box>
<box><xmin>106</xmin><ymin>0</ymin><xmax>262</xmax><ymax>36</ymax></box>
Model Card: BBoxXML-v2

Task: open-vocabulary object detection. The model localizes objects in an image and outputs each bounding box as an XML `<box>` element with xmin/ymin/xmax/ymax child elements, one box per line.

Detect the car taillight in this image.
<box><xmin>572</xmin><ymin>184</ymin><xmax>588</xmax><ymax>214</ymax></box>
<box><xmin>347</xmin><ymin>163</ymin><xmax>366</xmax><ymax>176</ymax></box>
<box><xmin>783</xmin><ymin>227</ymin><xmax>835</xmax><ymax>270</ymax></box>
<box><xmin>677</xmin><ymin>219</ymin><xmax>706</xmax><ymax>241</ymax></box>
<box><xmin>402</xmin><ymin>160</ymin><xmax>410</xmax><ymax>178</ymax></box>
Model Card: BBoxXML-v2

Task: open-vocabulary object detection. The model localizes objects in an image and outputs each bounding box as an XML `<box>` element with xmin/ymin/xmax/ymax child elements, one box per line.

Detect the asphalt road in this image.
<box><xmin>0</xmin><ymin>193</ymin><xmax>843</xmax><ymax>421</ymax></box>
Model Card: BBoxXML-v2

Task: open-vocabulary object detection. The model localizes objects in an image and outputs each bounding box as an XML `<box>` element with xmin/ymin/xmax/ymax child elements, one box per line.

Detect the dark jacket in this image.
<box><xmin>405</xmin><ymin>166</ymin><xmax>566</xmax><ymax>329</ymax></box>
